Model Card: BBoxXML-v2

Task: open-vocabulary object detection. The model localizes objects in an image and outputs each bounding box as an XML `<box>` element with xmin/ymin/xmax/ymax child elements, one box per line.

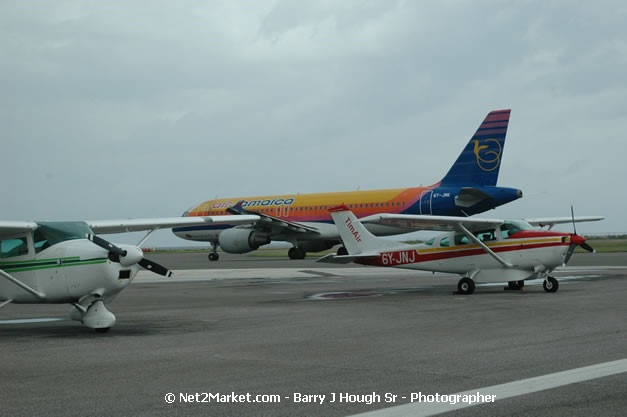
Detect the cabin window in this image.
<box><xmin>454</xmin><ymin>234</ymin><xmax>470</xmax><ymax>245</ymax></box>
<box><xmin>0</xmin><ymin>237</ymin><xmax>29</xmax><ymax>258</ymax></box>
<box><xmin>439</xmin><ymin>237</ymin><xmax>450</xmax><ymax>247</ymax></box>
<box><xmin>476</xmin><ymin>230</ymin><xmax>496</xmax><ymax>242</ymax></box>
<box><xmin>425</xmin><ymin>237</ymin><xmax>435</xmax><ymax>246</ymax></box>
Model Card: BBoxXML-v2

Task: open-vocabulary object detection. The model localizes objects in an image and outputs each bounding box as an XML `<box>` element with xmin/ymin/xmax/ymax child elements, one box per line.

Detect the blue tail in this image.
<box><xmin>440</xmin><ymin>109</ymin><xmax>511</xmax><ymax>186</ymax></box>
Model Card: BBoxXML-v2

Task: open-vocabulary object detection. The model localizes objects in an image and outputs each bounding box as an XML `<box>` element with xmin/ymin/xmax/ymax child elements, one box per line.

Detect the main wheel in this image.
<box><xmin>208</xmin><ymin>252</ymin><xmax>219</xmax><ymax>261</ymax></box>
<box><xmin>543</xmin><ymin>276</ymin><xmax>559</xmax><ymax>293</ymax></box>
<box><xmin>457</xmin><ymin>277</ymin><xmax>475</xmax><ymax>295</ymax></box>
<box><xmin>95</xmin><ymin>327</ymin><xmax>111</xmax><ymax>333</ymax></box>
<box><xmin>337</xmin><ymin>246</ymin><xmax>348</xmax><ymax>256</ymax></box>
<box><xmin>289</xmin><ymin>247</ymin><xmax>306</xmax><ymax>259</ymax></box>
<box><xmin>507</xmin><ymin>281</ymin><xmax>519</xmax><ymax>290</ymax></box>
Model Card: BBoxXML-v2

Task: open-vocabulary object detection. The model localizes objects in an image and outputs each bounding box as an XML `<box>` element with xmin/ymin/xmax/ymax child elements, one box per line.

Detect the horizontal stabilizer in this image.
<box><xmin>455</xmin><ymin>187</ymin><xmax>492</xmax><ymax>208</ymax></box>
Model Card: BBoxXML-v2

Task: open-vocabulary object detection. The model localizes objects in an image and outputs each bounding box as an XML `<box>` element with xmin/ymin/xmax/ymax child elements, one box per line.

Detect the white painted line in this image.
<box><xmin>349</xmin><ymin>358</ymin><xmax>627</xmax><ymax>417</ymax></box>
<box><xmin>0</xmin><ymin>318</ymin><xmax>67</xmax><ymax>324</ymax></box>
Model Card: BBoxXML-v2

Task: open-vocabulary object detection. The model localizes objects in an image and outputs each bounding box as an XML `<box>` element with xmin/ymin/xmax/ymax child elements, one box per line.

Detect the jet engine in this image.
<box><xmin>218</xmin><ymin>228</ymin><xmax>270</xmax><ymax>253</ymax></box>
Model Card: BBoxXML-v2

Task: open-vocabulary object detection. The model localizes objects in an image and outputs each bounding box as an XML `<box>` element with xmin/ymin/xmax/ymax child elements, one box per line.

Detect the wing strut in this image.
<box><xmin>457</xmin><ymin>224</ymin><xmax>514</xmax><ymax>268</ymax></box>
<box><xmin>0</xmin><ymin>269</ymin><xmax>46</xmax><ymax>299</ymax></box>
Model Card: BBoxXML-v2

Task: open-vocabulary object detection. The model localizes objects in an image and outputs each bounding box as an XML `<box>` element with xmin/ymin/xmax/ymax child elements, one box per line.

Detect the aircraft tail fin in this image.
<box><xmin>440</xmin><ymin>109</ymin><xmax>511</xmax><ymax>186</ymax></box>
<box><xmin>329</xmin><ymin>205</ymin><xmax>399</xmax><ymax>255</ymax></box>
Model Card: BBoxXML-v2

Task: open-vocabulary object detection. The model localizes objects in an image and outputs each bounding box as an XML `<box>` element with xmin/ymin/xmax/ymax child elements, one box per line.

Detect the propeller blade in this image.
<box><xmin>570</xmin><ymin>205</ymin><xmax>577</xmax><ymax>236</ymax></box>
<box><xmin>138</xmin><ymin>258</ymin><xmax>173</xmax><ymax>277</ymax></box>
<box><xmin>580</xmin><ymin>242</ymin><xmax>595</xmax><ymax>253</ymax></box>
<box><xmin>563</xmin><ymin>242</ymin><xmax>577</xmax><ymax>265</ymax></box>
<box><xmin>86</xmin><ymin>233</ymin><xmax>127</xmax><ymax>257</ymax></box>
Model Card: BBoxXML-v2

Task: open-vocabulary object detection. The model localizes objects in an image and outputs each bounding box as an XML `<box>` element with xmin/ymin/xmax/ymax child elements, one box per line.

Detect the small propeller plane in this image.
<box><xmin>318</xmin><ymin>205</ymin><xmax>604</xmax><ymax>294</ymax></box>
<box><xmin>0</xmin><ymin>215</ymin><xmax>258</xmax><ymax>332</ymax></box>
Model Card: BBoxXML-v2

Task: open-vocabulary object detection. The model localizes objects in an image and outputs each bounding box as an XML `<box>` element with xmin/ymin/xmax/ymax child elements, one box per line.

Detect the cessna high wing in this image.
<box><xmin>319</xmin><ymin>206</ymin><xmax>604</xmax><ymax>294</ymax></box>
<box><xmin>174</xmin><ymin>109</ymin><xmax>522</xmax><ymax>260</ymax></box>
<box><xmin>0</xmin><ymin>215</ymin><xmax>258</xmax><ymax>332</ymax></box>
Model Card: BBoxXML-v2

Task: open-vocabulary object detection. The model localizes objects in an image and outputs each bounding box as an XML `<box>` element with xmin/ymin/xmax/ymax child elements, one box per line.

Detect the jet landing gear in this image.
<box><xmin>208</xmin><ymin>242</ymin><xmax>219</xmax><ymax>261</ymax></box>
<box><xmin>543</xmin><ymin>276</ymin><xmax>559</xmax><ymax>293</ymax></box>
<box><xmin>457</xmin><ymin>277</ymin><xmax>475</xmax><ymax>295</ymax></box>
<box><xmin>288</xmin><ymin>247</ymin><xmax>306</xmax><ymax>260</ymax></box>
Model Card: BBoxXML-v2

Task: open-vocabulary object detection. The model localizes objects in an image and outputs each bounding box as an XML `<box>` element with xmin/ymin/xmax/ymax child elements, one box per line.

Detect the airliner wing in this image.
<box><xmin>227</xmin><ymin>201</ymin><xmax>320</xmax><ymax>234</ymax></box>
<box><xmin>87</xmin><ymin>215</ymin><xmax>260</xmax><ymax>234</ymax></box>
<box><xmin>525</xmin><ymin>217</ymin><xmax>605</xmax><ymax>228</ymax></box>
<box><xmin>359</xmin><ymin>213</ymin><xmax>503</xmax><ymax>232</ymax></box>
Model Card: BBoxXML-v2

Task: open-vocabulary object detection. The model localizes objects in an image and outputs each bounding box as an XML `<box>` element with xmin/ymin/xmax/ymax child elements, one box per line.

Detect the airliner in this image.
<box><xmin>173</xmin><ymin>109</ymin><xmax>522</xmax><ymax>260</ymax></box>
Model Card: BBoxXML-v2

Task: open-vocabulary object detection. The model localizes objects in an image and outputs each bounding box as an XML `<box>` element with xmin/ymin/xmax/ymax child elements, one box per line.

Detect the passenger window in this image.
<box><xmin>439</xmin><ymin>237</ymin><xmax>450</xmax><ymax>247</ymax></box>
<box><xmin>476</xmin><ymin>230</ymin><xmax>496</xmax><ymax>242</ymax></box>
<box><xmin>454</xmin><ymin>234</ymin><xmax>470</xmax><ymax>245</ymax></box>
<box><xmin>0</xmin><ymin>237</ymin><xmax>29</xmax><ymax>258</ymax></box>
<box><xmin>425</xmin><ymin>237</ymin><xmax>435</xmax><ymax>246</ymax></box>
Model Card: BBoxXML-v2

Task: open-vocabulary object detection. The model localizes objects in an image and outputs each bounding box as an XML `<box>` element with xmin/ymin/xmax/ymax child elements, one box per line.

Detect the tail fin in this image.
<box><xmin>440</xmin><ymin>109</ymin><xmax>511</xmax><ymax>186</ymax></box>
<box><xmin>329</xmin><ymin>205</ymin><xmax>399</xmax><ymax>254</ymax></box>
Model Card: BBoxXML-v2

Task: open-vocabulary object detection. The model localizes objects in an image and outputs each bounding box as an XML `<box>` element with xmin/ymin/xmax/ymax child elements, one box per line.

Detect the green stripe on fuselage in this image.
<box><xmin>0</xmin><ymin>257</ymin><xmax>107</xmax><ymax>273</ymax></box>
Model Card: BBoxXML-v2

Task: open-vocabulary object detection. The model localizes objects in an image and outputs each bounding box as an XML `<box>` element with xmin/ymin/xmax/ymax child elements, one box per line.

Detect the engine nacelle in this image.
<box><xmin>218</xmin><ymin>228</ymin><xmax>270</xmax><ymax>254</ymax></box>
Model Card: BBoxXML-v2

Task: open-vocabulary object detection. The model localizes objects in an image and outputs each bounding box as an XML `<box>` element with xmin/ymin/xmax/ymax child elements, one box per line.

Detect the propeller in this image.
<box><xmin>563</xmin><ymin>206</ymin><xmax>595</xmax><ymax>265</ymax></box>
<box><xmin>86</xmin><ymin>234</ymin><xmax>173</xmax><ymax>277</ymax></box>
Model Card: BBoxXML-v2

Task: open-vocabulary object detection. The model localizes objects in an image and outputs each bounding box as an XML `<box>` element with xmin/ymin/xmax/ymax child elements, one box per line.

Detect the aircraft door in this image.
<box><xmin>419</xmin><ymin>191</ymin><xmax>433</xmax><ymax>215</ymax></box>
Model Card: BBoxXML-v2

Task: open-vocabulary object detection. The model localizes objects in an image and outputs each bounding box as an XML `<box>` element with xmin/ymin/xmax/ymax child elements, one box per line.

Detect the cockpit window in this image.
<box><xmin>501</xmin><ymin>220</ymin><xmax>533</xmax><ymax>239</ymax></box>
<box><xmin>0</xmin><ymin>237</ymin><xmax>29</xmax><ymax>258</ymax></box>
<box><xmin>424</xmin><ymin>237</ymin><xmax>435</xmax><ymax>246</ymax></box>
<box><xmin>439</xmin><ymin>237</ymin><xmax>450</xmax><ymax>247</ymax></box>
<box><xmin>33</xmin><ymin>222</ymin><xmax>92</xmax><ymax>252</ymax></box>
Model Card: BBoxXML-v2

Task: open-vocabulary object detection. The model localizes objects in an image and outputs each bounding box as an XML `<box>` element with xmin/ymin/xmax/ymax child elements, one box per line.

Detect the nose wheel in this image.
<box><xmin>543</xmin><ymin>276</ymin><xmax>559</xmax><ymax>292</ymax></box>
<box><xmin>208</xmin><ymin>242</ymin><xmax>219</xmax><ymax>261</ymax></box>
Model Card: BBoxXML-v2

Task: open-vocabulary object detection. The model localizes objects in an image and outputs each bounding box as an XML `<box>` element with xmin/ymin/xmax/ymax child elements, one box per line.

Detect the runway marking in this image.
<box><xmin>349</xmin><ymin>358</ymin><xmax>627</xmax><ymax>417</ymax></box>
<box><xmin>0</xmin><ymin>317</ymin><xmax>67</xmax><ymax>324</ymax></box>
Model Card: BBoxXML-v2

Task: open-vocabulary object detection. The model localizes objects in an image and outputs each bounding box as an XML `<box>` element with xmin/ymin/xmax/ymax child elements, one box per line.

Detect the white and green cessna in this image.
<box><xmin>0</xmin><ymin>215</ymin><xmax>258</xmax><ymax>332</ymax></box>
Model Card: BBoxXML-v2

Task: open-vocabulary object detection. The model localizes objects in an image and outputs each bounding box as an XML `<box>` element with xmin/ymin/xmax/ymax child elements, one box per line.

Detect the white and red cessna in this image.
<box><xmin>319</xmin><ymin>205</ymin><xmax>603</xmax><ymax>294</ymax></box>
<box><xmin>0</xmin><ymin>215</ymin><xmax>258</xmax><ymax>332</ymax></box>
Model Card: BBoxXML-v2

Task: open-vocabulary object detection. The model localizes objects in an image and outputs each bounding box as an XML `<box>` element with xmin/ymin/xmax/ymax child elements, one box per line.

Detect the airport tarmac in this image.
<box><xmin>1</xmin><ymin>253</ymin><xmax>626</xmax><ymax>417</ymax></box>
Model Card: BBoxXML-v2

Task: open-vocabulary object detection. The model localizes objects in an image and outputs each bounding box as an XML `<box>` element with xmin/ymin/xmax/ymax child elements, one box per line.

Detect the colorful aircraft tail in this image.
<box><xmin>329</xmin><ymin>205</ymin><xmax>399</xmax><ymax>255</ymax></box>
<box><xmin>440</xmin><ymin>109</ymin><xmax>511</xmax><ymax>186</ymax></box>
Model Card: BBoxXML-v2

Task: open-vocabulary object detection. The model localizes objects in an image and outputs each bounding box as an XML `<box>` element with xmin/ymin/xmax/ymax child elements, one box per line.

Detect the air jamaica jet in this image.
<box><xmin>174</xmin><ymin>109</ymin><xmax>523</xmax><ymax>260</ymax></box>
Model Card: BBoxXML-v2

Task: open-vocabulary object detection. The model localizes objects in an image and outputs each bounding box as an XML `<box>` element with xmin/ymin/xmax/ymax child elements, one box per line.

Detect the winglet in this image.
<box><xmin>226</xmin><ymin>200</ymin><xmax>246</xmax><ymax>215</ymax></box>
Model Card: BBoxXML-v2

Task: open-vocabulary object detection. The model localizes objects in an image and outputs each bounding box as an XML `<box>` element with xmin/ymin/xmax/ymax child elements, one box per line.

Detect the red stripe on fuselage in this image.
<box><xmin>357</xmin><ymin>241</ymin><xmax>567</xmax><ymax>267</ymax></box>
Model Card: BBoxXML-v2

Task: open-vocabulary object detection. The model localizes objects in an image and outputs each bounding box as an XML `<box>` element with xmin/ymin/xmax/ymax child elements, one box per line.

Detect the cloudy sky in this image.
<box><xmin>1</xmin><ymin>1</ymin><xmax>625</xmax><ymax>245</ymax></box>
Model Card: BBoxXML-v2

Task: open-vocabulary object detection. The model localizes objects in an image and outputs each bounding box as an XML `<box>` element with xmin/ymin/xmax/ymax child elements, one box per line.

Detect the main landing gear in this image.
<box><xmin>288</xmin><ymin>247</ymin><xmax>306</xmax><ymax>260</ymax></box>
<box><xmin>543</xmin><ymin>276</ymin><xmax>559</xmax><ymax>293</ymax></box>
<box><xmin>457</xmin><ymin>277</ymin><xmax>475</xmax><ymax>295</ymax></box>
<box><xmin>208</xmin><ymin>242</ymin><xmax>219</xmax><ymax>261</ymax></box>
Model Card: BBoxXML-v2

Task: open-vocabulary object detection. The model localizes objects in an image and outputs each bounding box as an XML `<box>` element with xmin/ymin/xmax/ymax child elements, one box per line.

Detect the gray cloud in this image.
<box><xmin>1</xmin><ymin>0</ymin><xmax>625</xmax><ymax>245</ymax></box>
